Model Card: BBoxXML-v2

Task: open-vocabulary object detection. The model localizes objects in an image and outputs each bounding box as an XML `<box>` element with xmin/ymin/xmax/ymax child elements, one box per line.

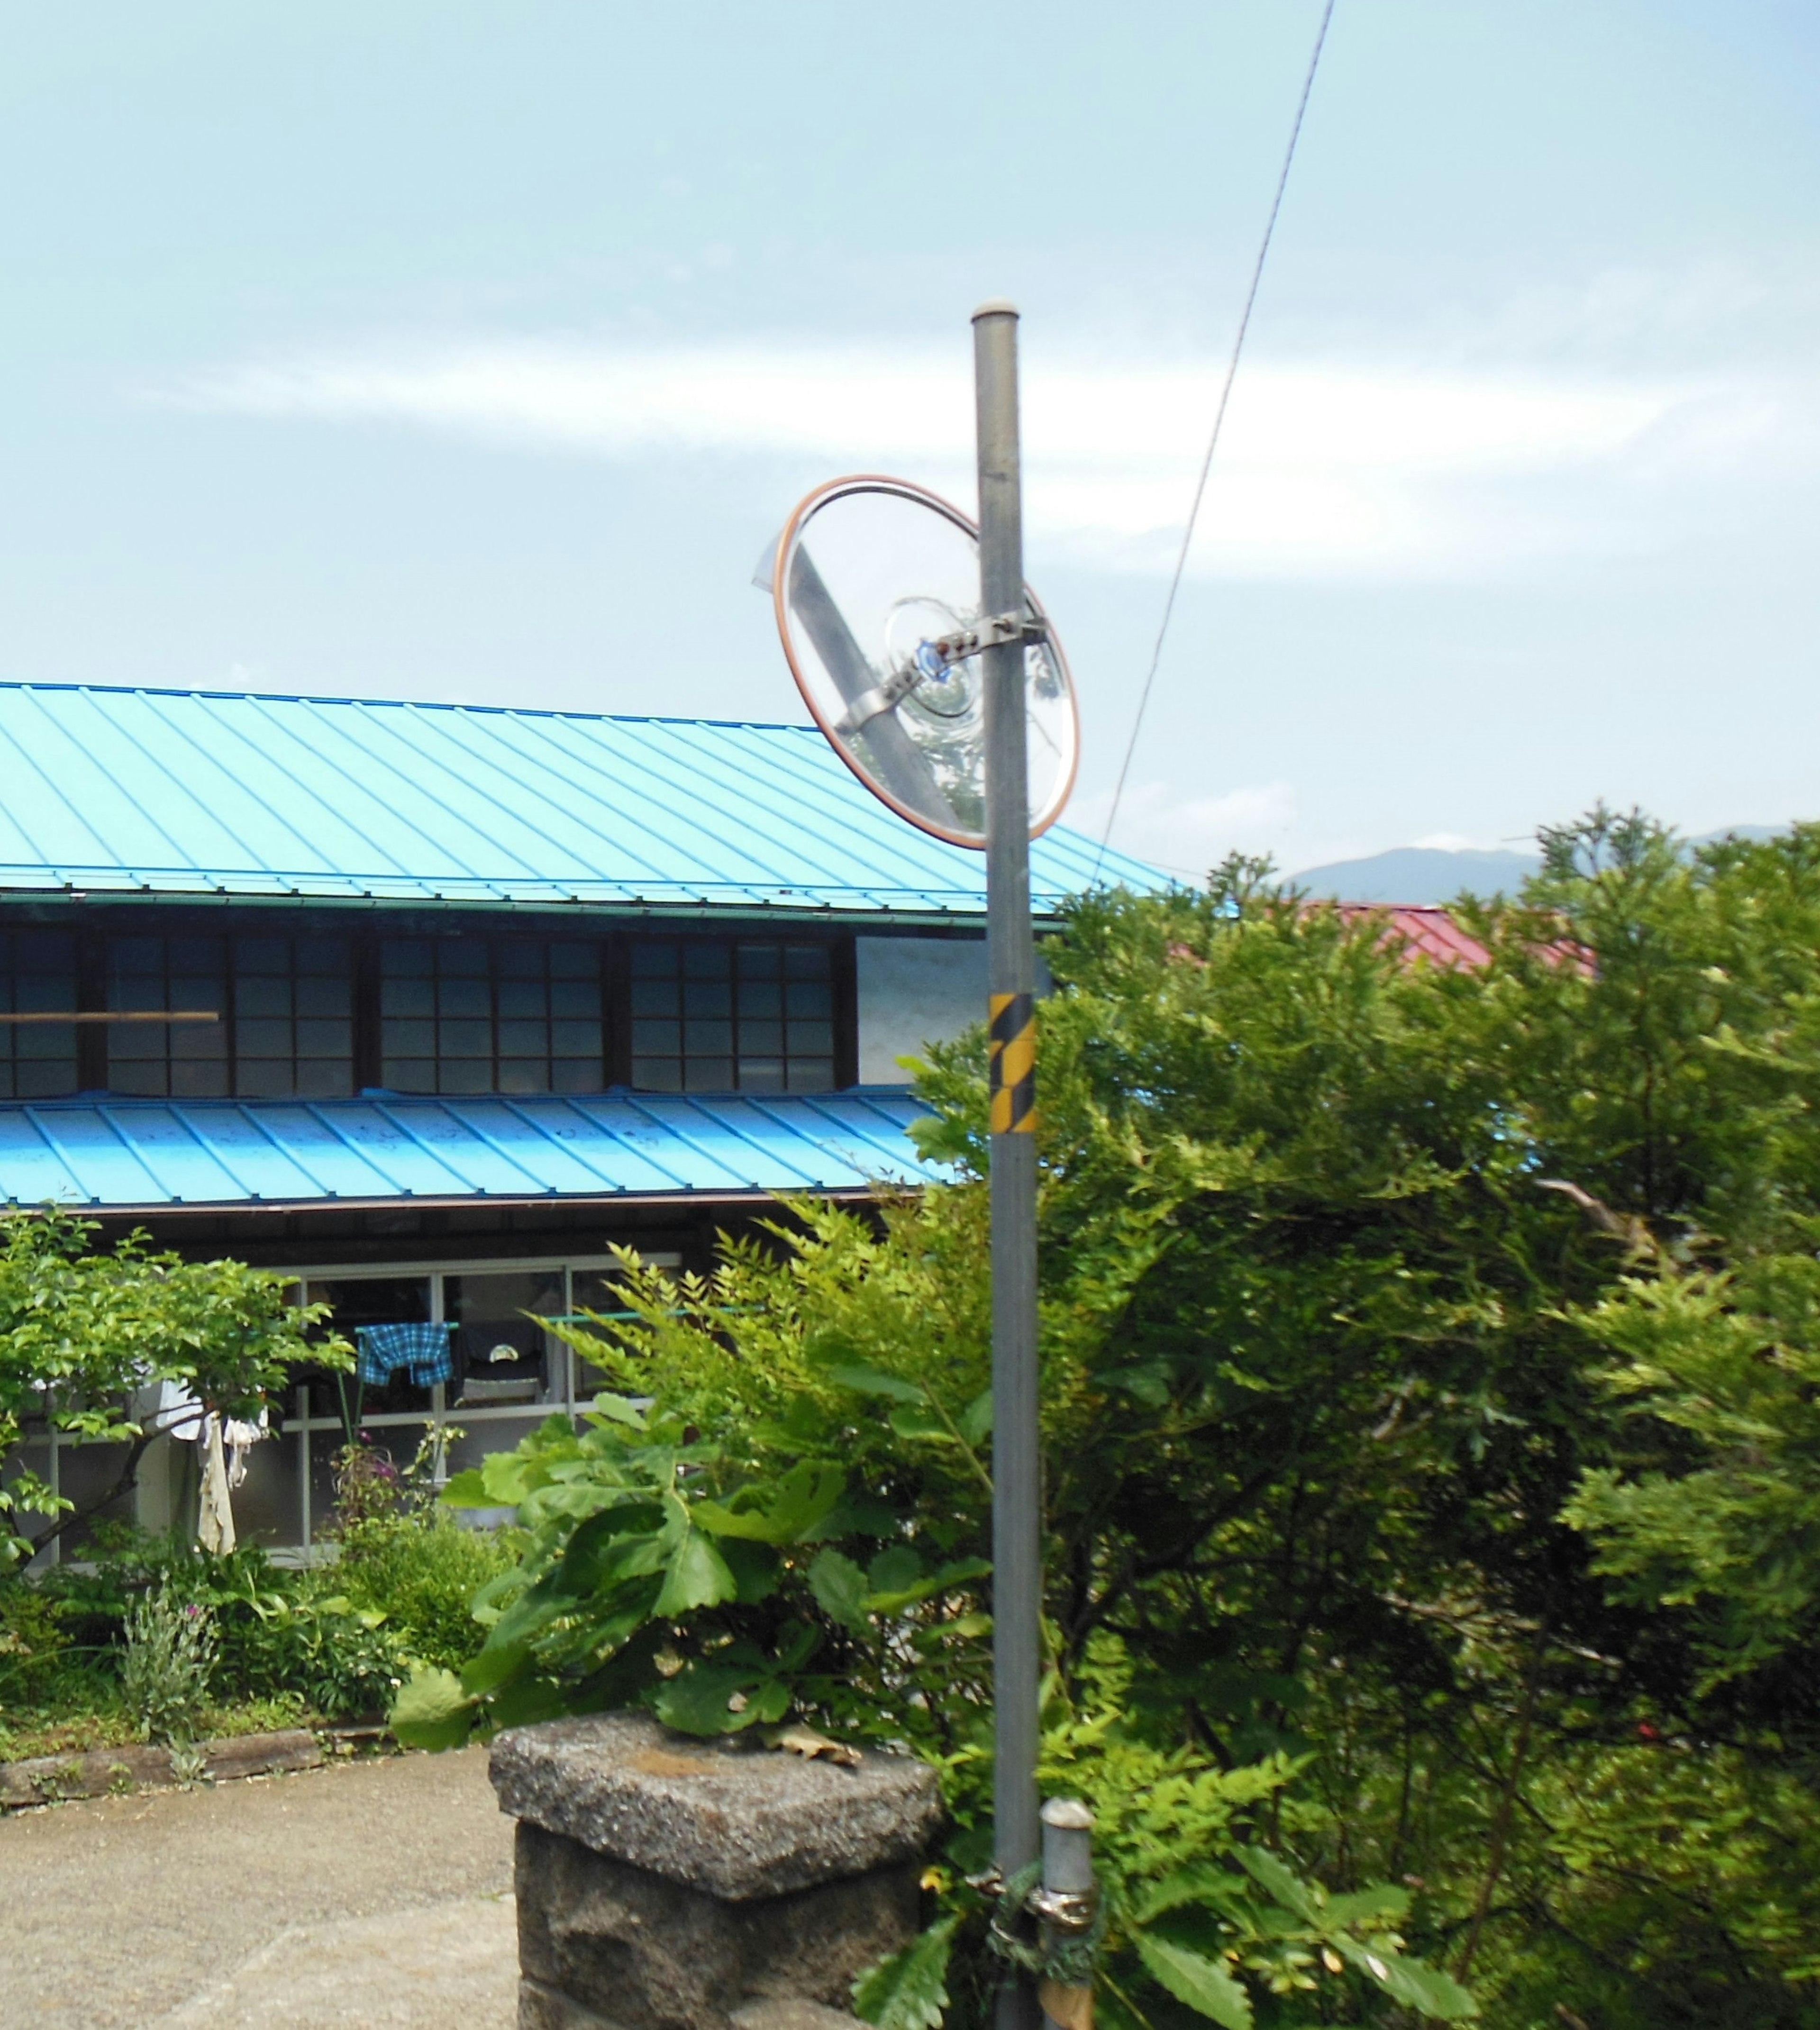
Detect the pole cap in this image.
<box><xmin>971</xmin><ymin>299</ymin><xmax>1020</xmax><ymax>321</ymax></box>
<box><xmin>1041</xmin><ymin>1797</ymin><xmax>1095</xmax><ymax>1830</ymax></box>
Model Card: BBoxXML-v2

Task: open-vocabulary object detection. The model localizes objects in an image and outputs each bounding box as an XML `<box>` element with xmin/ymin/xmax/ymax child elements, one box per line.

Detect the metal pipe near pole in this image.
<box><xmin>974</xmin><ymin>298</ymin><xmax>1043</xmax><ymax>2030</ymax></box>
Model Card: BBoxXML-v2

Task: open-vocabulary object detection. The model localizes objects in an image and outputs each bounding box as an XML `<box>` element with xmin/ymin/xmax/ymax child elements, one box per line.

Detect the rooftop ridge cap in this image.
<box><xmin>0</xmin><ymin>679</ymin><xmax>820</xmax><ymax>733</ymax></box>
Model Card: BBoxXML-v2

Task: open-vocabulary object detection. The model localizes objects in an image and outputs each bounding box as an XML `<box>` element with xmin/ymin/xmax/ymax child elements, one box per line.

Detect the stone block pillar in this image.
<box><xmin>491</xmin><ymin>1714</ymin><xmax>944</xmax><ymax>2030</ymax></box>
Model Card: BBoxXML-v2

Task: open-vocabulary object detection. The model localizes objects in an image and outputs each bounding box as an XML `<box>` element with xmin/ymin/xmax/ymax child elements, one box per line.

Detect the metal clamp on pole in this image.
<box><xmin>926</xmin><ymin>611</ymin><xmax>1048</xmax><ymax>667</ymax></box>
<box><xmin>832</xmin><ymin>659</ymin><xmax>928</xmax><ymax>735</ymax></box>
<box><xmin>1035</xmin><ymin>1799</ymin><xmax>1100</xmax><ymax>2030</ymax></box>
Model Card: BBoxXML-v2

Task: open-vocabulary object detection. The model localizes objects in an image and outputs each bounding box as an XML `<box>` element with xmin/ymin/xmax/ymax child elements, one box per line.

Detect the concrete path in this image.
<box><xmin>0</xmin><ymin>1745</ymin><xmax>517</xmax><ymax>2030</ymax></box>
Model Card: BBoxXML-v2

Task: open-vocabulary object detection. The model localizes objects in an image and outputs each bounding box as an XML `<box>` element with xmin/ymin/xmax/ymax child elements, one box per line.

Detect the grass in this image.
<box><xmin>0</xmin><ymin>1692</ymin><xmax>315</xmax><ymax>1764</ymax></box>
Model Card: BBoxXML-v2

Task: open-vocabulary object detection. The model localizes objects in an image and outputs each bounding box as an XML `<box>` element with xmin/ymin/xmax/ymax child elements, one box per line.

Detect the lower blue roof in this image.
<box><xmin>0</xmin><ymin>1092</ymin><xmax>937</xmax><ymax>1212</ymax></box>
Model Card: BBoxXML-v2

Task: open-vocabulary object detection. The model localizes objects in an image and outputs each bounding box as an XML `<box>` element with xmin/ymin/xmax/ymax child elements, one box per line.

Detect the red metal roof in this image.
<box><xmin>1339</xmin><ymin>904</ymin><xmax>1492</xmax><ymax>970</ymax></box>
<box><xmin>1166</xmin><ymin>902</ymin><xmax>1579</xmax><ymax>976</ymax></box>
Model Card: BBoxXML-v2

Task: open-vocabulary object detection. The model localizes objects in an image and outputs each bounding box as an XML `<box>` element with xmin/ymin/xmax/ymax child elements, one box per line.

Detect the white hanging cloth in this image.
<box><xmin>197</xmin><ymin>1414</ymin><xmax>237</xmax><ymax>1556</ymax></box>
<box><xmin>143</xmin><ymin>1377</ymin><xmax>206</xmax><ymax>1443</ymax></box>
<box><xmin>221</xmin><ymin>1409</ymin><xmax>268</xmax><ymax>1491</ymax></box>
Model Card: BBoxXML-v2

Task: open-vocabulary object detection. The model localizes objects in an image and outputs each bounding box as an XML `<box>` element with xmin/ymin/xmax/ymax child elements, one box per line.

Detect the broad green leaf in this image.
<box><xmin>460</xmin><ymin>1639</ymin><xmax>531</xmax><ymax>1697</ymax></box>
<box><xmin>806</xmin><ymin>1493</ymin><xmax>900</xmax><ymax>1541</ymax></box>
<box><xmin>1330</xmin><ymin>1937</ymin><xmax>1478</xmax><ymax>2021</ymax></box>
<box><xmin>693</xmin><ymin>1461</ymin><xmax>845</xmax><ymax>1543</ymax></box>
<box><xmin>1320</xmin><ymin>1884</ymin><xmax>1410</xmax><ymax>1927</ymax></box>
<box><xmin>771</xmin><ymin>1460</ymin><xmax>848</xmax><ymax>1538</ymax></box>
<box><xmin>826</xmin><ymin>1362</ymin><xmax>928</xmax><ymax>1405</ymax></box>
<box><xmin>748</xmin><ymin>1675</ymin><xmax>792</xmax><ymax>1723</ymax></box>
<box><xmin>866</xmin><ymin>1556</ymin><xmax>993</xmax><ymax>1616</ymax></box>
<box><xmin>1100</xmin><ymin>1362</ymin><xmax>1172</xmax><ymax>1409</ymax></box>
<box><xmin>439</xmin><ymin>1467</ymin><xmax>491</xmax><ymax>1507</ymax></box>
<box><xmin>601</xmin><ymin>1529</ymin><xmax>669</xmax><ymax>1584</ymax></box>
<box><xmin>889</xmin><ymin>1403</ymin><xmax>956</xmax><ymax>1443</ymax></box>
<box><xmin>958</xmin><ymin>1388</ymin><xmax>993</xmax><ymax>1445</ymax></box>
<box><xmin>720</xmin><ymin>1537</ymin><xmax>782</xmax><ymax>1603</ymax></box>
<box><xmin>1134</xmin><ymin>1932</ymin><xmax>1253</xmax><ymax>2030</ymax></box>
<box><xmin>654</xmin><ymin>1527</ymin><xmax>738</xmax><ymax>1618</ymax></box>
<box><xmin>521</xmin><ymin>1482</ymin><xmax>620</xmax><ymax>1522</ymax></box>
<box><xmin>587</xmin><ymin>1391</ymin><xmax>649</xmax><ymax>1429</ymax></box>
<box><xmin>477</xmin><ymin>1453</ymin><xmax>534</xmax><ymax>1504</ymax></box>
<box><xmin>1235</xmin><ymin>1846</ymin><xmax>1318</xmax><ymax>1923</ymax></box>
<box><xmin>580</xmin><ymin>1576</ymin><xmax>665</xmax><ymax>1656</ymax></box>
<box><xmin>489</xmin><ymin>1675</ymin><xmax>569</xmax><ymax>1730</ymax></box>
<box><xmin>389</xmin><ymin>1667</ymin><xmax>474</xmax><ymax>1752</ymax></box>
<box><xmin>471</xmin><ymin>1567</ymin><xmax>527</xmax><ymax>1617</ymax></box>
<box><xmin>555</xmin><ymin>1502</ymin><xmax>667</xmax><ymax>1593</ymax></box>
<box><xmin>852</xmin><ymin>1915</ymin><xmax>957</xmax><ymax>2030</ymax></box>
<box><xmin>692</xmin><ymin>1496</ymin><xmax>793</xmax><ymax>1542</ymax></box>
<box><xmin>654</xmin><ymin>1662</ymin><xmax>765</xmax><ymax>1735</ymax></box>
<box><xmin>485</xmin><ymin>1590</ymin><xmax>572</xmax><ymax>1651</ymax></box>
<box><xmin>868</xmin><ymin>1545</ymin><xmax>923</xmax><ymax>1595</ymax></box>
<box><xmin>809</xmin><ymin>1548</ymin><xmax>872</xmax><ymax>1634</ymax></box>
<box><xmin>1135</xmin><ymin>1866</ymin><xmax>1248</xmax><ymax>1924</ymax></box>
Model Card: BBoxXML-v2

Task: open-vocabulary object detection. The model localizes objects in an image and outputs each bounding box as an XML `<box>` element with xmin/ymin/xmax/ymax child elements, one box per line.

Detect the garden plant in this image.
<box><xmin>392</xmin><ymin>809</ymin><xmax>1820</xmax><ymax>2028</ymax></box>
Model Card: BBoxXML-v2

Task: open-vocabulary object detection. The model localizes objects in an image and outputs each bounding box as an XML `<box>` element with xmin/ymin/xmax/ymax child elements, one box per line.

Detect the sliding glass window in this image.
<box><xmin>379</xmin><ymin>938</ymin><xmax>605</xmax><ymax>1095</ymax></box>
<box><xmin>629</xmin><ymin>940</ymin><xmax>835</xmax><ymax>1092</ymax></box>
<box><xmin>0</xmin><ymin>931</ymin><xmax>79</xmax><ymax>1099</ymax></box>
<box><xmin>105</xmin><ymin>934</ymin><xmax>354</xmax><ymax>1098</ymax></box>
<box><xmin>233</xmin><ymin>936</ymin><xmax>354</xmax><ymax>1097</ymax></box>
<box><xmin>107</xmin><ymin>936</ymin><xmax>230</xmax><ymax>1098</ymax></box>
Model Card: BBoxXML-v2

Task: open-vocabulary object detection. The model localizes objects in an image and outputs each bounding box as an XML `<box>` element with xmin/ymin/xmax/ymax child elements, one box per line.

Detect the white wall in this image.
<box><xmin>855</xmin><ymin>937</ymin><xmax>989</xmax><ymax>1084</ymax></box>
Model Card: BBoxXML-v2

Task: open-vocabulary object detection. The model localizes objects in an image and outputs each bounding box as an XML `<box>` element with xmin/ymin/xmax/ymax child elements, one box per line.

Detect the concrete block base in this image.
<box><xmin>491</xmin><ymin>1715</ymin><xmax>941</xmax><ymax>2030</ymax></box>
<box><xmin>514</xmin><ymin>1821</ymin><xmax>917</xmax><ymax>2030</ymax></box>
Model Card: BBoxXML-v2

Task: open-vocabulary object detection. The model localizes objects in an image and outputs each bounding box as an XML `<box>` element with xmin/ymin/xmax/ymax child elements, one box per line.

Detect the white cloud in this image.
<box><xmin>1070</xmin><ymin>778</ymin><xmax>1297</xmax><ymax>878</ymax></box>
<box><xmin>159</xmin><ymin>335</ymin><xmax>1807</xmax><ymax>583</ymax></box>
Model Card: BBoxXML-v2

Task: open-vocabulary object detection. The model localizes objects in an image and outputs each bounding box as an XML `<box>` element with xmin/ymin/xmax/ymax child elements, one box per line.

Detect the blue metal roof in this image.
<box><xmin>0</xmin><ymin>683</ymin><xmax>1163</xmax><ymax>917</ymax></box>
<box><xmin>0</xmin><ymin>1090</ymin><xmax>938</xmax><ymax>1211</ymax></box>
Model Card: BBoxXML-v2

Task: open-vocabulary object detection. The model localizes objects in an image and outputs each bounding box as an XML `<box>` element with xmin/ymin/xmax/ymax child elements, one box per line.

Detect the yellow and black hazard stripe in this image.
<box><xmin>988</xmin><ymin>991</ymin><xmax>1037</xmax><ymax>1134</ymax></box>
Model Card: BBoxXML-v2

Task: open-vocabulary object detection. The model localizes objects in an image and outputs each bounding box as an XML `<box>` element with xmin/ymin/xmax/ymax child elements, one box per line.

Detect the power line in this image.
<box><xmin>1093</xmin><ymin>0</ymin><xmax>1337</xmax><ymax>882</ymax></box>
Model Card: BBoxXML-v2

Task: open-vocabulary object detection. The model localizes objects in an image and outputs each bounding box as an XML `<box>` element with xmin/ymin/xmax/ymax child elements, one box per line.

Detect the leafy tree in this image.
<box><xmin>408</xmin><ymin>810</ymin><xmax>1820</xmax><ymax>2024</ymax></box>
<box><xmin>0</xmin><ymin>1209</ymin><xmax>346</xmax><ymax>1564</ymax></box>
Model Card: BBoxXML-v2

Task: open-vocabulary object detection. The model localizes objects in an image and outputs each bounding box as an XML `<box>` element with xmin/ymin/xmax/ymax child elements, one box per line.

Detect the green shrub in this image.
<box><xmin>332</xmin><ymin>1514</ymin><xmax>510</xmax><ymax>1671</ymax></box>
<box><xmin>28</xmin><ymin>1529</ymin><xmax>407</xmax><ymax>1724</ymax></box>
<box><xmin>0</xmin><ymin>1577</ymin><xmax>72</xmax><ymax>1706</ymax></box>
<box><xmin>120</xmin><ymin>1583</ymin><xmax>217</xmax><ymax>1745</ymax></box>
<box><xmin>215</xmin><ymin>1579</ymin><xmax>403</xmax><ymax>1720</ymax></box>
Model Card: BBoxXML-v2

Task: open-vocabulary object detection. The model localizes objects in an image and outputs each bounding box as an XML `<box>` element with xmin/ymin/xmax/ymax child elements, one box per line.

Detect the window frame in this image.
<box><xmin>617</xmin><ymin>935</ymin><xmax>845</xmax><ymax>1096</ymax></box>
<box><xmin>0</xmin><ymin>916</ymin><xmax>861</xmax><ymax>1101</ymax></box>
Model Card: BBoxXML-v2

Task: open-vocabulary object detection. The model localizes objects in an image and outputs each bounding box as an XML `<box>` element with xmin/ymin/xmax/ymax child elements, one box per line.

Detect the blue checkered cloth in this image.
<box><xmin>356</xmin><ymin>1322</ymin><xmax>455</xmax><ymax>1388</ymax></box>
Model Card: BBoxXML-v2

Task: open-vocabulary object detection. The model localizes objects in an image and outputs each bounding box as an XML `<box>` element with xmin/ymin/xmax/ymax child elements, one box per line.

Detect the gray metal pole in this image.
<box><xmin>974</xmin><ymin>299</ymin><xmax>1042</xmax><ymax>2030</ymax></box>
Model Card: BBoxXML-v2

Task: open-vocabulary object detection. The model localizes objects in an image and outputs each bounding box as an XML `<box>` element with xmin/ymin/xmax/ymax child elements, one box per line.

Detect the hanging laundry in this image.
<box><xmin>356</xmin><ymin>1321</ymin><xmax>455</xmax><ymax>1388</ymax></box>
<box><xmin>197</xmin><ymin>1414</ymin><xmax>237</xmax><ymax>1556</ymax></box>
<box><xmin>221</xmin><ymin>1408</ymin><xmax>269</xmax><ymax>1490</ymax></box>
<box><xmin>143</xmin><ymin>1377</ymin><xmax>206</xmax><ymax>1443</ymax></box>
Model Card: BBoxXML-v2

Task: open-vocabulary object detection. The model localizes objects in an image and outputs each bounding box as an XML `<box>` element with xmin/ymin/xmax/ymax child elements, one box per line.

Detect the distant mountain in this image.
<box><xmin>1290</xmin><ymin>847</ymin><xmax>1541</xmax><ymax>905</ymax></box>
<box><xmin>1292</xmin><ymin>828</ymin><xmax>1789</xmax><ymax>905</ymax></box>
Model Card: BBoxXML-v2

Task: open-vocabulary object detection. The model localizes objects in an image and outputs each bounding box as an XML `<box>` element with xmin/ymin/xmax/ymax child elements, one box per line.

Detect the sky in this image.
<box><xmin>0</xmin><ymin>1</ymin><xmax>1815</xmax><ymax>878</ymax></box>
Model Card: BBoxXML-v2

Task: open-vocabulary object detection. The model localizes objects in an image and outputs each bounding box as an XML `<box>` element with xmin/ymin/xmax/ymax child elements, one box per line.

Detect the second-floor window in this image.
<box><xmin>629</xmin><ymin>940</ymin><xmax>836</xmax><ymax>1093</ymax></box>
<box><xmin>233</xmin><ymin>937</ymin><xmax>355</xmax><ymax>1097</ymax></box>
<box><xmin>108</xmin><ymin>935</ymin><xmax>230</xmax><ymax>1097</ymax></box>
<box><xmin>108</xmin><ymin>934</ymin><xmax>355</xmax><ymax>1099</ymax></box>
<box><xmin>0</xmin><ymin>931</ymin><xmax>78</xmax><ymax>1100</ymax></box>
<box><xmin>0</xmin><ymin>922</ymin><xmax>850</xmax><ymax>1100</ymax></box>
<box><xmin>379</xmin><ymin>937</ymin><xmax>606</xmax><ymax>1095</ymax></box>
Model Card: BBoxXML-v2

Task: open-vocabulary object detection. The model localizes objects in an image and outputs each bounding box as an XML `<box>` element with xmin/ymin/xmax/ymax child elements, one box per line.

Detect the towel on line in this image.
<box><xmin>356</xmin><ymin>1322</ymin><xmax>455</xmax><ymax>1388</ymax></box>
